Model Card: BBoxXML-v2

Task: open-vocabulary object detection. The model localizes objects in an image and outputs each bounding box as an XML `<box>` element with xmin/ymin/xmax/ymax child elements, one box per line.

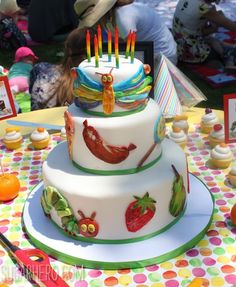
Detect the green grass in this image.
<box><xmin>1</xmin><ymin>44</ymin><xmax>236</xmax><ymax>111</ymax></box>
<box><xmin>0</xmin><ymin>43</ymin><xmax>64</xmax><ymax>68</ymax></box>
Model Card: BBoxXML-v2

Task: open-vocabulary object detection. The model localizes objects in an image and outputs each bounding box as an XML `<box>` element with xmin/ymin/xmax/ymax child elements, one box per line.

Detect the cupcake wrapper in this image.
<box><xmin>4</xmin><ymin>138</ymin><xmax>22</xmax><ymax>150</ymax></box>
<box><xmin>31</xmin><ymin>138</ymin><xmax>50</xmax><ymax>150</ymax></box>
<box><xmin>211</xmin><ymin>158</ymin><xmax>231</xmax><ymax>169</ymax></box>
<box><xmin>201</xmin><ymin>123</ymin><xmax>213</xmax><ymax>134</ymax></box>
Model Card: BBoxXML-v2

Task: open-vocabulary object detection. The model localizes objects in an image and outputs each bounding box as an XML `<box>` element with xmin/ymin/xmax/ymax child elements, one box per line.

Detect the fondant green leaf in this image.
<box><xmin>54</xmin><ymin>198</ymin><xmax>68</xmax><ymax>211</ymax></box>
<box><xmin>40</xmin><ymin>196</ymin><xmax>51</xmax><ymax>214</ymax></box>
<box><xmin>57</xmin><ymin>208</ymin><xmax>72</xmax><ymax>217</ymax></box>
<box><xmin>169</xmin><ymin>165</ymin><xmax>186</xmax><ymax>217</ymax></box>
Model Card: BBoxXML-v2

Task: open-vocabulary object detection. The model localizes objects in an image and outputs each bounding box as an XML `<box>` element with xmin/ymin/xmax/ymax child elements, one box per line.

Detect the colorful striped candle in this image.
<box><xmin>131</xmin><ymin>31</ymin><xmax>136</xmax><ymax>64</ymax></box>
<box><xmin>86</xmin><ymin>30</ymin><xmax>91</xmax><ymax>62</ymax></box>
<box><xmin>115</xmin><ymin>26</ymin><xmax>119</xmax><ymax>68</ymax></box>
<box><xmin>97</xmin><ymin>24</ymin><xmax>102</xmax><ymax>58</ymax></box>
<box><xmin>125</xmin><ymin>30</ymin><xmax>132</xmax><ymax>59</ymax></box>
<box><xmin>107</xmin><ymin>29</ymin><xmax>112</xmax><ymax>62</ymax></box>
<box><xmin>94</xmin><ymin>34</ymin><xmax>99</xmax><ymax>67</ymax></box>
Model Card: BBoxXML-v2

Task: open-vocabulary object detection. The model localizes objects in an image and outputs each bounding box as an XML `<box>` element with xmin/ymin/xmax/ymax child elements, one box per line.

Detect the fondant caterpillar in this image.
<box><xmin>41</xmin><ymin>186</ymin><xmax>100</xmax><ymax>238</ymax></box>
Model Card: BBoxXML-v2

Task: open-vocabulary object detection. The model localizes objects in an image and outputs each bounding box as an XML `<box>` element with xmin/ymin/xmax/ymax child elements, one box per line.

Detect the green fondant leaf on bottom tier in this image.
<box><xmin>41</xmin><ymin>186</ymin><xmax>79</xmax><ymax>236</ymax></box>
<box><xmin>169</xmin><ymin>165</ymin><xmax>187</xmax><ymax>217</ymax></box>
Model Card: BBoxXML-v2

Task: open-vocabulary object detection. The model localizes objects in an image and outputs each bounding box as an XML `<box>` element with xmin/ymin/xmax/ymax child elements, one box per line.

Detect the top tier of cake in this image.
<box><xmin>73</xmin><ymin>54</ymin><xmax>152</xmax><ymax>116</ymax></box>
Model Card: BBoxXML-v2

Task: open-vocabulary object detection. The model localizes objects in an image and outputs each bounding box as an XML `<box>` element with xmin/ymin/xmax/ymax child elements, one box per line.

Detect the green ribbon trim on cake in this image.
<box><xmin>81</xmin><ymin>104</ymin><xmax>146</xmax><ymax>117</ymax></box>
<box><xmin>72</xmin><ymin>152</ymin><xmax>162</xmax><ymax>176</ymax></box>
<box><xmin>47</xmin><ymin>203</ymin><xmax>187</xmax><ymax>244</ymax></box>
<box><xmin>24</xmin><ymin>192</ymin><xmax>214</xmax><ymax>269</ymax></box>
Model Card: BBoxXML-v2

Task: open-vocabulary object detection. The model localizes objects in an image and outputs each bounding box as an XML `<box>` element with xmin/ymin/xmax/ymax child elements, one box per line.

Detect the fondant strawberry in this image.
<box><xmin>125</xmin><ymin>192</ymin><xmax>156</xmax><ymax>232</ymax></box>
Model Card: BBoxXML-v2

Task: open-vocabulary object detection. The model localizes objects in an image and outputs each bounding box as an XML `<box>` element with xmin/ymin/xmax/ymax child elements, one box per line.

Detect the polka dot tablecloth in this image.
<box><xmin>0</xmin><ymin>125</ymin><xmax>235</xmax><ymax>287</ymax></box>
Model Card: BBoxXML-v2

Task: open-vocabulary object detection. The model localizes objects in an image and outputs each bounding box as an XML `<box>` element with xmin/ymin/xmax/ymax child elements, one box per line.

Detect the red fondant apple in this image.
<box><xmin>0</xmin><ymin>173</ymin><xmax>20</xmax><ymax>201</ymax></box>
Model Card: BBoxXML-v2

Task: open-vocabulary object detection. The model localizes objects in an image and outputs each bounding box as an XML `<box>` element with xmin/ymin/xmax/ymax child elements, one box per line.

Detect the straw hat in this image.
<box><xmin>0</xmin><ymin>0</ymin><xmax>20</xmax><ymax>16</ymax></box>
<box><xmin>74</xmin><ymin>0</ymin><xmax>117</xmax><ymax>28</ymax></box>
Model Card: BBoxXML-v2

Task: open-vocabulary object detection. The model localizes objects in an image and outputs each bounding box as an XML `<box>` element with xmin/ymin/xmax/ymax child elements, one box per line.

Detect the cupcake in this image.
<box><xmin>168</xmin><ymin>127</ymin><xmax>187</xmax><ymax>149</ymax></box>
<box><xmin>228</xmin><ymin>164</ymin><xmax>236</xmax><ymax>187</ymax></box>
<box><xmin>200</xmin><ymin>108</ymin><xmax>219</xmax><ymax>134</ymax></box>
<box><xmin>210</xmin><ymin>143</ymin><xmax>232</xmax><ymax>169</ymax></box>
<box><xmin>30</xmin><ymin>127</ymin><xmax>50</xmax><ymax>149</ymax></box>
<box><xmin>3</xmin><ymin>127</ymin><xmax>22</xmax><ymax>150</ymax></box>
<box><xmin>172</xmin><ymin>114</ymin><xmax>189</xmax><ymax>134</ymax></box>
<box><xmin>209</xmin><ymin>124</ymin><xmax>225</xmax><ymax>148</ymax></box>
<box><xmin>60</xmin><ymin>127</ymin><xmax>67</xmax><ymax>141</ymax></box>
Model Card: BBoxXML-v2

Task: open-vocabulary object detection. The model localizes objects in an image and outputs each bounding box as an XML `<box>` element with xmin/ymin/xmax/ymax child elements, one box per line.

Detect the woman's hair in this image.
<box><xmin>54</xmin><ymin>27</ymin><xmax>87</xmax><ymax>106</ymax></box>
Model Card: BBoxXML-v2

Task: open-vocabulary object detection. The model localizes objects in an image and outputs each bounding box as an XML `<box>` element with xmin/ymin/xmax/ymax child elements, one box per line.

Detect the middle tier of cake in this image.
<box><xmin>65</xmin><ymin>99</ymin><xmax>165</xmax><ymax>175</ymax></box>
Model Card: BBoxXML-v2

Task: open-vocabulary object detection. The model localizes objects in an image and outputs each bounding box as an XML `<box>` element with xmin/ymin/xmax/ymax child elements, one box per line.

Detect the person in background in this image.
<box><xmin>0</xmin><ymin>0</ymin><xmax>19</xmax><ymax>20</ymax></box>
<box><xmin>74</xmin><ymin>0</ymin><xmax>178</xmax><ymax>65</ymax></box>
<box><xmin>27</xmin><ymin>0</ymin><xmax>79</xmax><ymax>43</ymax></box>
<box><xmin>8</xmin><ymin>46</ymin><xmax>38</xmax><ymax>94</ymax></box>
<box><xmin>16</xmin><ymin>0</ymin><xmax>31</xmax><ymax>10</ymax></box>
<box><xmin>29</xmin><ymin>27</ymin><xmax>87</xmax><ymax>110</ymax></box>
<box><xmin>172</xmin><ymin>0</ymin><xmax>236</xmax><ymax>68</ymax></box>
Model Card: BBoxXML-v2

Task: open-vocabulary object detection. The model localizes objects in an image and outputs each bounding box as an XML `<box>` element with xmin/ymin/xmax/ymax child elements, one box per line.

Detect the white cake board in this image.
<box><xmin>23</xmin><ymin>174</ymin><xmax>214</xmax><ymax>269</ymax></box>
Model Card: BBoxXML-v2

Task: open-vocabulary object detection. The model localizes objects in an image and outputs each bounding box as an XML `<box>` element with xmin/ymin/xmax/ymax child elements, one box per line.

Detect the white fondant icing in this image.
<box><xmin>168</xmin><ymin>130</ymin><xmax>187</xmax><ymax>143</ymax></box>
<box><xmin>30</xmin><ymin>129</ymin><xmax>49</xmax><ymax>141</ymax></box>
<box><xmin>201</xmin><ymin>112</ymin><xmax>218</xmax><ymax>126</ymax></box>
<box><xmin>211</xmin><ymin>145</ymin><xmax>232</xmax><ymax>160</ymax></box>
<box><xmin>172</xmin><ymin>120</ymin><xmax>189</xmax><ymax>132</ymax></box>
<box><xmin>69</xmin><ymin>99</ymin><xmax>162</xmax><ymax>172</ymax></box>
<box><xmin>4</xmin><ymin>130</ymin><xmax>21</xmax><ymax>141</ymax></box>
<box><xmin>78</xmin><ymin>55</ymin><xmax>143</xmax><ymax>85</ymax></box>
<box><xmin>42</xmin><ymin>139</ymin><xmax>188</xmax><ymax>241</ymax></box>
<box><xmin>209</xmin><ymin>127</ymin><xmax>225</xmax><ymax>140</ymax></box>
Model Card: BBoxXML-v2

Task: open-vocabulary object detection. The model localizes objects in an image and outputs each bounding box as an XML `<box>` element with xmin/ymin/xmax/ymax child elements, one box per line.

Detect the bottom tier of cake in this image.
<box><xmin>41</xmin><ymin>139</ymin><xmax>188</xmax><ymax>243</ymax></box>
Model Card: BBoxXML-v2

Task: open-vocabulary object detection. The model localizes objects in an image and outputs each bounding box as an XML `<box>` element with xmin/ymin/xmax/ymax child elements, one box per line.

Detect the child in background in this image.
<box><xmin>8</xmin><ymin>46</ymin><xmax>38</xmax><ymax>94</ymax></box>
<box><xmin>172</xmin><ymin>0</ymin><xmax>236</xmax><ymax>68</ymax></box>
<box><xmin>7</xmin><ymin>47</ymin><xmax>38</xmax><ymax>113</ymax></box>
<box><xmin>29</xmin><ymin>27</ymin><xmax>86</xmax><ymax>110</ymax></box>
<box><xmin>74</xmin><ymin>0</ymin><xmax>178</xmax><ymax>65</ymax></box>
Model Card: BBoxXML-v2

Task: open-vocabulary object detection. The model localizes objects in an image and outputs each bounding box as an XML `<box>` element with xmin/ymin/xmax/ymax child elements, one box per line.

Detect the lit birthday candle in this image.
<box><xmin>86</xmin><ymin>30</ymin><xmax>91</xmax><ymax>62</ymax></box>
<box><xmin>115</xmin><ymin>26</ymin><xmax>119</xmax><ymax>68</ymax></box>
<box><xmin>125</xmin><ymin>30</ymin><xmax>132</xmax><ymax>59</ymax></box>
<box><xmin>97</xmin><ymin>24</ymin><xmax>102</xmax><ymax>58</ymax></box>
<box><xmin>94</xmin><ymin>34</ymin><xmax>99</xmax><ymax>67</ymax></box>
<box><xmin>107</xmin><ymin>29</ymin><xmax>112</xmax><ymax>62</ymax></box>
<box><xmin>131</xmin><ymin>31</ymin><xmax>136</xmax><ymax>64</ymax></box>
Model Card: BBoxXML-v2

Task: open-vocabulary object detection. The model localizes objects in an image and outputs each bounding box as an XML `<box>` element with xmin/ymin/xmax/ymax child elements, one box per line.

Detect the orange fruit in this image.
<box><xmin>0</xmin><ymin>174</ymin><xmax>20</xmax><ymax>202</ymax></box>
<box><xmin>230</xmin><ymin>204</ymin><xmax>236</xmax><ymax>226</ymax></box>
